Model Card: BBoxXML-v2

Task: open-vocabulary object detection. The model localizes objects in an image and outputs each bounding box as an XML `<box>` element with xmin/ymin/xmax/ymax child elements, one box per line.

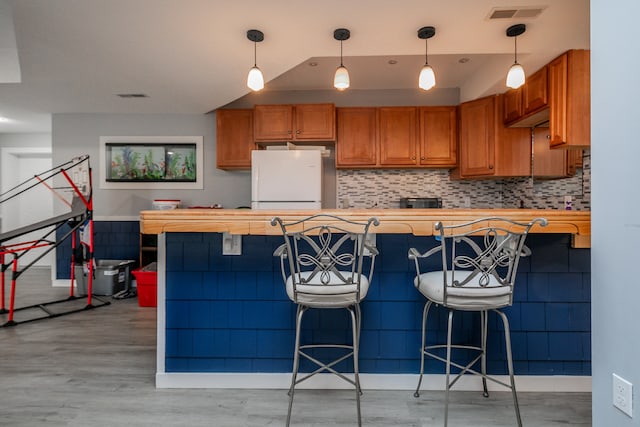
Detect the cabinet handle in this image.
<box><xmin>296</xmin><ymin>130</ymin><xmax>300</xmax><ymax>134</ymax></box>
<box><xmin>420</xmin><ymin>156</ymin><xmax>425</xmax><ymax>160</ymax></box>
<box><xmin>412</xmin><ymin>156</ymin><xmax>416</xmax><ymax>160</ymax></box>
<box><xmin>489</xmin><ymin>164</ymin><xmax>494</xmax><ymax>169</ymax></box>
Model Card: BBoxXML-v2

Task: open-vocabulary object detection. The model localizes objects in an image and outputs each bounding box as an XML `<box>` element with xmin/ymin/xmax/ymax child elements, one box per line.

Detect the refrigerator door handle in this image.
<box><xmin>252</xmin><ymin>165</ymin><xmax>259</xmax><ymax>203</ymax></box>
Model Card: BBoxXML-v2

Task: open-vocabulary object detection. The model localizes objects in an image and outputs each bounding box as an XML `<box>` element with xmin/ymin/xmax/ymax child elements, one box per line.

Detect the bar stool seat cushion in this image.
<box><xmin>415</xmin><ymin>270</ymin><xmax>511</xmax><ymax>309</ymax></box>
<box><xmin>286</xmin><ymin>271</ymin><xmax>370</xmax><ymax>308</ymax></box>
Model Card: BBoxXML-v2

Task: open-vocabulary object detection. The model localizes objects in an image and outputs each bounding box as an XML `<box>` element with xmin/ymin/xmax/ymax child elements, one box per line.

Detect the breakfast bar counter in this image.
<box><xmin>140</xmin><ymin>209</ymin><xmax>591</xmax><ymax>390</ymax></box>
<box><xmin>140</xmin><ymin>208</ymin><xmax>591</xmax><ymax>247</ymax></box>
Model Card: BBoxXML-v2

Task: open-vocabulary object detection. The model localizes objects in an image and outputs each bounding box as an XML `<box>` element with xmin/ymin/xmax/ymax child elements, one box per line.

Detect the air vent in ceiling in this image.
<box><xmin>488</xmin><ymin>6</ymin><xmax>546</xmax><ymax>20</ymax></box>
<box><xmin>117</xmin><ymin>93</ymin><xmax>148</xmax><ymax>98</ymax></box>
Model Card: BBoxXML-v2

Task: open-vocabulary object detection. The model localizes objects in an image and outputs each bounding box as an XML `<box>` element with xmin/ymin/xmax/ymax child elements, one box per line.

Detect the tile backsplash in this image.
<box><xmin>337</xmin><ymin>152</ymin><xmax>590</xmax><ymax>211</ymax></box>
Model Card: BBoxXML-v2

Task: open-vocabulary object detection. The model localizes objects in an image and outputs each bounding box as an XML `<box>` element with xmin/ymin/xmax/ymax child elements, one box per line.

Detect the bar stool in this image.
<box><xmin>271</xmin><ymin>214</ymin><xmax>379</xmax><ymax>427</ymax></box>
<box><xmin>408</xmin><ymin>217</ymin><xmax>546</xmax><ymax>426</ymax></box>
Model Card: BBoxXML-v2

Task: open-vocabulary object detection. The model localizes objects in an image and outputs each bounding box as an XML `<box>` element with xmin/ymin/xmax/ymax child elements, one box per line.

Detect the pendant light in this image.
<box><xmin>505</xmin><ymin>24</ymin><xmax>526</xmax><ymax>89</ymax></box>
<box><xmin>246</xmin><ymin>29</ymin><xmax>264</xmax><ymax>92</ymax></box>
<box><xmin>333</xmin><ymin>28</ymin><xmax>350</xmax><ymax>91</ymax></box>
<box><xmin>417</xmin><ymin>26</ymin><xmax>436</xmax><ymax>91</ymax></box>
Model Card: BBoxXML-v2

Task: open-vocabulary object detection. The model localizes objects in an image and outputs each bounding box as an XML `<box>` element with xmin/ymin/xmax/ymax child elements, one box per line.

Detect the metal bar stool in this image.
<box><xmin>409</xmin><ymin>217</ymin><xmax>547</xmax><ymax>426</ymax></box>
<box><xmin>271</xmin><ymin>214</ymin><xmax>379</xmax><ymax>427</ymax></box>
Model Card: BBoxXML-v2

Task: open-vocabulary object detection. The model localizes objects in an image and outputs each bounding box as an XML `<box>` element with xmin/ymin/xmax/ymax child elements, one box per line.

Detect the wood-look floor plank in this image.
<box><xmin>0</xmin><ymin>268</ymin><xmax>591</xmax><ymax>426</ymax></box>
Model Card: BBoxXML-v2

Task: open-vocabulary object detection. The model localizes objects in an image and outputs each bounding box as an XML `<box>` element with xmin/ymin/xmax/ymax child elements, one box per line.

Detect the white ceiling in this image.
<box><xmin>0</xmin><ymin>0</ymin><xmax>590</xmax><ymax>133</ymax></box>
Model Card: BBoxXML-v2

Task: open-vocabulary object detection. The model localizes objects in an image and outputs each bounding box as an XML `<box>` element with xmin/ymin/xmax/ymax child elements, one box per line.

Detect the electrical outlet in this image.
<box><xmin>564</xmin><ymin>195</ymin><xmax>573</xmax><ymax>210</ymax></box>
<box><xmin>613</xmin><ymin>373</ymin><xmax>633</xmax><ymax>417</ymax></box>
<box><xmin>222</xmin><ymin>232</ymin><xmax>242</xmax><ymax>255</ymax></box>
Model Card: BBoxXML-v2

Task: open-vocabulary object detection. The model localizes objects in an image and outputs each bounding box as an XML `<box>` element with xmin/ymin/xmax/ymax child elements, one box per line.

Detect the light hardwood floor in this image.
<box><xmin>0</xmin><ymin>268</ymin><xmax>591</xmax><ymax>426</ymax></box>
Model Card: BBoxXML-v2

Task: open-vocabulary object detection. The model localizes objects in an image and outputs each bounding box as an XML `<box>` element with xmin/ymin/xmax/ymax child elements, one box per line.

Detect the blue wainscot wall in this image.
<box><xmin>56</xmin><ymin>221</ymin><xmax>141</xmax><ymax>277</ymax></box>
<box><xmin>162</xmin><ymin>232</ymin><xmax>591</xmax><ymax>377</ymax></box>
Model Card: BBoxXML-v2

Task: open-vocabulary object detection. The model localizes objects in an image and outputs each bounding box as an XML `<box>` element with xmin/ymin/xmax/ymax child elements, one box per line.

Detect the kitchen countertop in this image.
<box><xmin>140</xmin><ymin>208</ymin><xmax>591</xmax><ymax>248</ymax></box>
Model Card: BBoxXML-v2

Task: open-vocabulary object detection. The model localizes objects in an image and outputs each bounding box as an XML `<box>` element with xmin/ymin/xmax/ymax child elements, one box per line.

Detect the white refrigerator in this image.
<box><xmin>251</xmin><ymin>150</ymin><xmax>323</xmax><ymax>209</ymax></box>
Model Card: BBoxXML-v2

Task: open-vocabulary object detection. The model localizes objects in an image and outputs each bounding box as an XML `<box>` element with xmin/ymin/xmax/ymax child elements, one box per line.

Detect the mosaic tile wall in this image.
<box><xmin>337</xmin><ymin>153</ymin><xmax>591</xmax><ymax>211</ymax></box>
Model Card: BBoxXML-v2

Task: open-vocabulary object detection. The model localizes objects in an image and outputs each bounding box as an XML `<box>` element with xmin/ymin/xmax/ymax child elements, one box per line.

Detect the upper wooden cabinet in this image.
<box><xmin>503</xmin><ymin>65</ymin><xmax>548</xmax><ymax>126</ymax></box>
<box><xmin>504</xmin><ymin>50</ymin><xmax>590</xmax><ymax>149</ymax></box>
<box><xmin>456</xmin><ymin>95</ymin><xmax>531</xmax><ymax>178</ymax></box>
<box><xmin>523</xmin><ymin>65</ymin><xmax>548</xmax><ymax>115</ymax></box>
<box><xmin>532</xmin><ymin>127</ymin><xmax>580</xmax><ymax>178</ymax></box>
<box><xmin>458</xmin><ymin>96</ymin><xmax>496</xmax><ymax>177</ymax></box>
<box><xmin>336</xmin><ymin>107</ymin><xmax>378</xmax><ymax>167</ymax></box>
<box><xmin>503</xmin><ymin>87</ymin><xmax>523</xmax><ymax>124</ymax></box>
<box><xmin>336</xmin><ymin>106</ymin><xmax>457</xmax><ymax>168</ymax></box>
<box><xmin>253</xmin><ymin>103</ymin><xmax>335</xmax><ymax>142</ymax></box>
<box><xmin>216</xmin><ymin>109</ymin><xmax>255</xmax><ymax>170</ymax></box>
<box><xmin>418</xmin><ymin>107</ymin><xmax>457</xmax><ymax>167</ymax></box>
<box><xmin>378</xmin><ymin>107</ymin><xmax>419</xmax><ymax>166</ymax></box>
<box><xmin>548</xmin><ymin>50</ymin><xmax>590</xmax><ymax>149</ymax></box>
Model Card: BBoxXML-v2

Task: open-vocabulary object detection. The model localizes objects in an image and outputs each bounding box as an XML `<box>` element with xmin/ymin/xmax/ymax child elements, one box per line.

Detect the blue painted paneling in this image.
<box><xmin>56</xmin><ymin>220</ymin><xmax>140</xmax><ymax>278</ymax></box>
<box><xmin>158</xmin><ymin>231</ymin><xmax>593</xmax><ymax>375</ymax></box>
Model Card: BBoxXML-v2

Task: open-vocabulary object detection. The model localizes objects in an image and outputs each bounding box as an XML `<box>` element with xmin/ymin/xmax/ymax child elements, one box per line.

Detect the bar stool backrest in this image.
<box><xmin>271</xmin><ymin>214</ymin><xmax>379</xmax><ymax>306</ymax></box>
<box><xmin>419</xmin><ymin>217</ymin><xmax>547</xmax><ymax>308</ymax></box>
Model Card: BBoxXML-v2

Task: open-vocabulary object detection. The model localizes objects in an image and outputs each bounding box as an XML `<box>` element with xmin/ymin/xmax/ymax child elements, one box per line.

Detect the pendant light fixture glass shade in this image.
<box><xmin>333</xmin><ymin>28</ymin><xmax>351</xmax><ymax>90</ymax></box>
<box><xmin>505</xmin><ymin>24</ymin><xmax>526</xmax><ymax>89</ymax></box>
<box><xmin>506</xmin><ymin>63</ymin><xmax>525</xmax><ymax>89</ymax></box>
<box><xmin>419</xmin><ymin>64</ymin><xmax>436</xmax><ymax>91</ymax></box>
<box><xmin>334</xmin><ymin>65</ymin><xmax>350</xmax><ymax>90</ymax></box>
<box><xmin>246</xmin><ymin>29</ymin><xmax>264</xmax><ymax>92</ymax></box>
<box><xmin>247</xmin><ymin>66</ymin><xmax>264</xmax><ymax>91</ymax></box>
<box><xmin>417</xmin><ymin>26</ymin><xmax>436</xmax><ymax>91</ymax></box>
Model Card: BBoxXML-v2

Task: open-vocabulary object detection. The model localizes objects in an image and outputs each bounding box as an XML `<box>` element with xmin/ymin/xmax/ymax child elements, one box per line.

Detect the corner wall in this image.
<box><xmin>591</xmin><ymin>0</ymin><xmax>640</xmax><ymax>424</ymax></box>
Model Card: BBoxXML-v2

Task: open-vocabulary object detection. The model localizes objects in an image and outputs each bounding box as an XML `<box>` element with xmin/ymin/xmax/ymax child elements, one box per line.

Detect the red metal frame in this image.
<box><xmin>0</xmin><ymin>155</ymin><xmax>106</xmax><ymax>326</ymax></box>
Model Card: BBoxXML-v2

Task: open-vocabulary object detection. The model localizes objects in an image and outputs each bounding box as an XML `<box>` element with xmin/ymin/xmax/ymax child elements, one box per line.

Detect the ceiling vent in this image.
<box><xmin>488</xmin><ymin>6</ymin><xmax>546</xmax><ymax>20</ymax></box>
<box><xmin>117</xmin><ymin>93</ymin><xmax>148</xmax><ymax>98</ymax></box>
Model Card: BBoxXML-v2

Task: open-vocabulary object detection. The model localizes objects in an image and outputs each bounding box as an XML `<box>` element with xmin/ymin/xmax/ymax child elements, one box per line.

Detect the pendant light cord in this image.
<box><xmin>340</xmin><ymin>40</ymin><xmax>344</xmax><ymax>67</ymax></box>
<box><xmin>254</xmin><ymin>41</ymin><xmax>258</xmax><ymax>67</ymax></box>
<box><xmin>513</xmin><ymin>36</ymin><xmax>518</xmax><ymax>64</ymax></box>
<box><xmin>425</xmin><ymin>39</ymin><xmax>429</xmax><ymax>65</ymax></box>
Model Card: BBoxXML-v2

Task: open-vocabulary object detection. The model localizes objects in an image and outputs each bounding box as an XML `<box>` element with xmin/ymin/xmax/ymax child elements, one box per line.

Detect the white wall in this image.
<box><xmin>591</xmin><ymin>0</ymin><xmax>640</xmax><ymax>424</ymax></box>
<box><xmin>52</xmin><ymin>113</ymin><xmax>252</xmax><ymax>218</ymax></box>
<box><xmin>0</xmin><ymin>133</ymin><xmax>51</xmax><ymax>188</ymax></box>
<box><xmin>0</xmin><ymin>133</ymin><xmax>50</xmax><ymax>147</ymax></box>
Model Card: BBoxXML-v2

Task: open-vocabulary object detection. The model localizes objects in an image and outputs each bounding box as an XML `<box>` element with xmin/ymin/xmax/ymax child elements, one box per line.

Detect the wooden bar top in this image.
<box><xmin>140</xmin><ymin>208</ymin><xmax>591</xmax><ymax>248</ymax></box>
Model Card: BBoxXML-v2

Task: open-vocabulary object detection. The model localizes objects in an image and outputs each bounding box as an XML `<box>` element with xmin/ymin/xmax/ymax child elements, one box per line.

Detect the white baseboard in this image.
<box><xmin>155</xmin><ymin>372</ymin><xmax>591</xmax><ymax>392</ymax></box>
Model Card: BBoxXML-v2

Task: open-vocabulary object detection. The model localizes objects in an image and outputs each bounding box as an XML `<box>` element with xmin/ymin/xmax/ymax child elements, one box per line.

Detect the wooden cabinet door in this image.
<box><xmin>294</xmin><ymin>104</ymin><xmax>335</xmax><ymax>140</ymax></box>
<box><xmin>524</xmin><ymin>65</ymin><xmax>548</xmax><ymax>115</ymax></box>
<box><xmin>494</xmin><ymin>94</ymin><xmax>532</xmax><ymax>176</ymax></box>
<box><xmin>254</xmin><ymin>105</ymin><xmax>293</xmax><ymax>141</ymax></box>
<box><xmin>378</xmin><ymin>107</ymin><xmax>418</xmax><ymax>166</ymax></box>
<box><xmin>548</xmin><ymin>53</ymin><xmax>568</xmax><ymax>148</ymax></box>
<box><xmin>458</xmin><ymin>96</ymin><xmax>495</xmax><ymax>176</ymax></box>
<box><xmin>336</xmin><ymin>107</ymin><xmax>377</xmax><ymax>167</ymax></box>
<box><xmin>419</xmin><ymin>107</ymin><xmax>456</xmax><ymax>167</ymax></box>
<box><xmin>532</xmin><ymin>128</ymin><xmax>583</xmax><ymax>177</ymax></box>
<box><xmin>532</xmin><ymin>127</ymin><xmax>568</xmax><ymax>177</ymax></box>
<box><xmin>216</xmin><ymin>109</ymin><xmax>255</xmax><ymax>169</ymax></box>
<box><xmin>549</xmin><ymin>50</ymin><xmax>590</xmax><ymax>148</ymax></box>
<box><xmin>503</xmin><ymin>88</ymin><xmax>523</xmax><ymax>124</ymax></box>
<box><xmin>566</xmin><ymin>149</ymin><xmax>583</xmax><ymax>176</ymax></box>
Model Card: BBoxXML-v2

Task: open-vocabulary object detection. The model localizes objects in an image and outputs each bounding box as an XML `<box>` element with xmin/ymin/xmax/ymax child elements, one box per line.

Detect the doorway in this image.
<box><xmin>1</xmin><ymin>147</ymin><xmax>53</xmax><ymax>268</ymax></box>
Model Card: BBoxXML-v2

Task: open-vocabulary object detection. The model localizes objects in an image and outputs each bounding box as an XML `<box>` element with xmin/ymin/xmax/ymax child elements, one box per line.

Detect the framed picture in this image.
<box><xmin>99</xmin><ymin>136</ymin><xmax>203</xmax><ymax>189</ymax></box>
